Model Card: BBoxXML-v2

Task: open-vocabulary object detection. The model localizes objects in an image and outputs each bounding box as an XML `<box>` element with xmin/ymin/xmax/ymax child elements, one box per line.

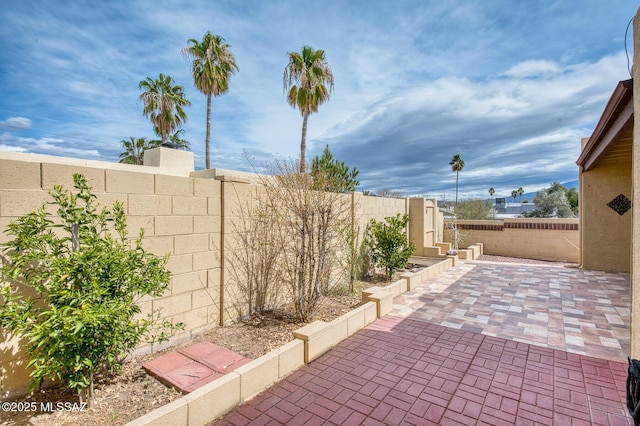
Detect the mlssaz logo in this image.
<box><xmin>40</xmin><ymin>402</ymin><xmax>88</xmax><ymax>412</ymax></box>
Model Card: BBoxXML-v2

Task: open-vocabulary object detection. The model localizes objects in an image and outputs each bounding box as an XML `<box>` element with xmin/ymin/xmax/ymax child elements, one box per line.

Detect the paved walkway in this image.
<box><xmin>215</xmin><ymin>261</ymin><xmax>633</xmax><ymax>425</ymax></box>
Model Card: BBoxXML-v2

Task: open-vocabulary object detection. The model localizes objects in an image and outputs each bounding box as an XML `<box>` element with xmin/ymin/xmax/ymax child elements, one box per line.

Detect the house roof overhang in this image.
<box><xmin>576</xmin><ymin>79</ymin><xmax>633</xmax><ymax>171</ymax></box>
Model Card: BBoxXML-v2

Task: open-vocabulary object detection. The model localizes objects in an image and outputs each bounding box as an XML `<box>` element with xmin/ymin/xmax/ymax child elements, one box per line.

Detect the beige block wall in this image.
<box><xmin>444</xmin><ymin>218</ymin><xmax>580</xmax><ymax>263</ymax></box>
<box><xmin>0</xmin><ymin>157</ymin><xmax>222</xmax><ymax>396</ymax></box>
<box><xmin>0</xmin><ymin>153</ymin><xmax>414</xmax><ymax>395</ymax></box>
<box><xmin>580</xmin><ymin>160</ymin><xmax>632</xmax><ymax>273</ymax></box>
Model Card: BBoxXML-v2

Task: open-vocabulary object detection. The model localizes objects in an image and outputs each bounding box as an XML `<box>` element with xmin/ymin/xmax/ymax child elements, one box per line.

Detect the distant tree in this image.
<box><xmin>283</xmin><ymin>45</ymin><xmax>334</xmax><ymax>172</ymax></box>
<box><xmin>139</xmin><ymin>74</ymin><xmax>191</xmax><ymax>145</ymax></box>
<box><xmin>526</xmin><ymin>190</ymin><xmax>574</xmax><ymax>218</ymax></box>
<box><xmin>566</xmin><ymin>187</ymin><xmax>579</xmax><ymax>215</ymax></box>
<box><xmin>119</xmin><ymin>137</ymin><xmax>153</xmax><ymax>165</ymax></box>
<box><xmin>511</xmin><ymin>190</ymin><xmax>518</xmax><ymax>202</ymax></box>
<box><xmin>310</xmin><ymin>145</ymin><xmax>359</xmax><ymax>192</ymax></box>
<box><xmin>150</xmin><ymin>129</ymin><xmax>191</xmax><ymax>150</ymax></box>
<box><xmin>182</xmin><ymin>31</ymin><xmax>238</xmax><ymax>169</ymax></box>
<box><xmin>449</xmin><ymin>154</ymin><xmax>464</xmax><ymax>211</ymax></box>
<box><xmin>517</xmin><ymin>187</ymin><xmax>524</xmax><ymax>202</ymax></box>
<box><xmin>377</xmin><ymin>188</ymin><xmax>405</xmax><ymax>198</ymax></box>
<box><xmin>455</xmin><ymin>199</ymin><xmax>492</xmax><ymax>220</ymax></box>
<box><xmin>362</xmin><ymin>190</ymin><xmax>374</xmax><ymax>196</ymax></box>
<box><xmin>488</xmin><ymin>187</ymin><xmax>495</xmax><ymax>219</ymax></box>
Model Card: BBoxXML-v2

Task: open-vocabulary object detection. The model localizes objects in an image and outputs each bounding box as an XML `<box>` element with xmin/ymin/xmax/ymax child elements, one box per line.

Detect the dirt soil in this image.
<box><xmin>0</xmin><ymin>256</ymin><xmax>566</xmax><ymax>425</ymax></box>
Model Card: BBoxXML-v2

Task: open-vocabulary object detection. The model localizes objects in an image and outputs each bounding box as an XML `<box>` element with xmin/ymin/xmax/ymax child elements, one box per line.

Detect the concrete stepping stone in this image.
<box><xmin>142</xmin><ymin>341</ymin><xmax>251</xmax><ymax>393</ymax></box>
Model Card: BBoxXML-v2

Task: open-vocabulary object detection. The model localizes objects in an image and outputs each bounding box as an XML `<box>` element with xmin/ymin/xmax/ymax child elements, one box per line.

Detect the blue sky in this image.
<box><xmin>0</xmin><ymin>1</ymin><xmax>636</xmax><ymax>199</ymax></box>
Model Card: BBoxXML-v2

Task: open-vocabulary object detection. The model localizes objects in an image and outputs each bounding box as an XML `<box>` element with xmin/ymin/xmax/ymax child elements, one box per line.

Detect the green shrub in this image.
<box><xmin>0</xmin><ymin>174</ymin><xmax>181</xmax><ymax>406</ymax></box>
<box><xmin>366</xmin><ymin>214</ymin><xmax>415</xmax><ymax>280</ymax></box>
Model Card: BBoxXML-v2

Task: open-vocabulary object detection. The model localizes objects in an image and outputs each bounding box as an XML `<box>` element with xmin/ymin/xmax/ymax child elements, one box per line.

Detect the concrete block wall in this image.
<box><xmin>0</xmin><ymin>153</ymin><xmax>222</xmax><ymax>396</ymax></box>
<box><xmin>443</xmin><ymin>218</ymin><xmax>580</xmax><ymax>263</ymax></box>
<box><xmin>0</xmin><ymin>152</ymin><xmax>417</xmax><ymax>396</ymax></box>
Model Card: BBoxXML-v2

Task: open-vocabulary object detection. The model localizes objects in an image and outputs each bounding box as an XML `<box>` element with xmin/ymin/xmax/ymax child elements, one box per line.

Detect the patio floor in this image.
<box><xmin>214</xmin><ymin>260</ymin><xmax>633</xmax><ymax>425</ymax></box>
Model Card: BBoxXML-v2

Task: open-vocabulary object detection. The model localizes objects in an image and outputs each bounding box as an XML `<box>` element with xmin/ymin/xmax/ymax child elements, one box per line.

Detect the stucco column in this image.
<box><xmin>632</xmin><ymin>7</ymin><xmax>640</xmax><ymax>357</ymax></box>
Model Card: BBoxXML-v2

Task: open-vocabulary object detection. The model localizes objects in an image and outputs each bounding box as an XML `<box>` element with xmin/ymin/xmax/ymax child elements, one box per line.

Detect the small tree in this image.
<box><xmin>0</xmin><ymin>174</ymin><xmax>180</xmax><ymax>406</ymax></box>
<box><xmin>366</xmin><ymin>214</ymin><xmax>415</xmax><ymax>280</ymax></box>
<box><xmin>311</xmin><ymin>145</ymin><xmax>359</xmax><ymax>193</ymax></box>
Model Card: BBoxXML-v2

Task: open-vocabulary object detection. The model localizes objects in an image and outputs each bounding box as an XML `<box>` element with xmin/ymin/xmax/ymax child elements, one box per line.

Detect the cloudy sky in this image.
<box><xmin>0</xmin><ymin>1</ymin><xmax>636</xmax><ymax>199</ymax></box>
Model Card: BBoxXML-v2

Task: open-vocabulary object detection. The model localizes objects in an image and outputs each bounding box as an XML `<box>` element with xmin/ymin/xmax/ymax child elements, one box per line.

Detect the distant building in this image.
<box><xmin>494</xmin><ymin>203</ymin><xmax>537</xmax><ymax>218</ymax></box>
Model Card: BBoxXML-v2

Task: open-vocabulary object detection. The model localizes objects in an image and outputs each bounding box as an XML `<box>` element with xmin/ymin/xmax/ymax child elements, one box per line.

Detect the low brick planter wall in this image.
<box><xmin>128</xmin><ymin>257</ymin><xmax>453</xmax><ymax>426</ymax></box>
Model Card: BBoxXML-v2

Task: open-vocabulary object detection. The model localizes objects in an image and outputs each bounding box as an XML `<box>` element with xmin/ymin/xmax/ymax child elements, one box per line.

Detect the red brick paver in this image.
<box><xmin>216</xmin><ymin>317</ymin><xmax>631</xmax><ymax>425</ymax></box>
<box><xmin>214</xmin><ymin>261</ymin><xmax>632</xmax><ymax>424</ymax></box>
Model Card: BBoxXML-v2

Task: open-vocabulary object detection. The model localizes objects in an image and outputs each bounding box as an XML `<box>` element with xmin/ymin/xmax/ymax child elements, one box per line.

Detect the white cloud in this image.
<box><xmin>503</xmin><ymin>60</ymin><xmax>562</xmax><ymax>78</ymax></box>
<box><xmin>0</xmin><ymin>117</ymin><xmax>32</xmax><ymax>131</ymax></box>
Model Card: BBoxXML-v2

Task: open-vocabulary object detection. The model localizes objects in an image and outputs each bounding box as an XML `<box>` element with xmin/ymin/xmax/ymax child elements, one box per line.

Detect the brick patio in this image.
<box><xmin>214</xmin><ymin>261</ymin><xmax>633</xmax><ymax>425</ymax></box>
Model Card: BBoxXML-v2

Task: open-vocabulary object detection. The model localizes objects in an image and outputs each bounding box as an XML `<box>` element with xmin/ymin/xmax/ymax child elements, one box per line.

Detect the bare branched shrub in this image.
<box><xmin>261</xmin><ymin>160</ymin><xmax>352</xmax><ymax>322</ymax></box>
<box><xmin>225</xmin><ymin>188</ymin><xmax>283</xmax><ymax>320</ymax></box>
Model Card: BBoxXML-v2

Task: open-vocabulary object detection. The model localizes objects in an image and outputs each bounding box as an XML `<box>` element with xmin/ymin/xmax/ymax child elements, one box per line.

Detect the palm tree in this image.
<box><xmin>517</xmin><ymin>187</ymin><xmax>524</xmax><ymax>202</ymax></box>
<box><xmin>449</xmin><ymin>154</ymin><xmax>465</xmax><ymax>210</ymax></box>
<box><xmin>119</xmin><ymin>137</ymin><xmax>152</xmax><ymax>165</ymax></box>
<box><xmin>182</xmin><ymin>32</ymin><xmax>238</xmax><ymax>169</ymax></box>
<box><xmin>283</xmin><ymin>45</ymin><xmax>334</xmax><ymax>173</ymax></box>
<box><xmin>150</xmin><ymin>129</ymin><xmax>191</xmax><ymax>150</ymax></box>
<box><xmin>488</xmin><ymin>187</ymin><xmax>495</xmax><ymax>219</ymax></box>
<box><xmin>511</xmin><ymin>190</ymin><xmax>518</xmax><ymax>202</ymax></box>
<box><xmin>139</xmin><ymin>73</ymin><xmax>191</xmax><ymax>145</ymax></box>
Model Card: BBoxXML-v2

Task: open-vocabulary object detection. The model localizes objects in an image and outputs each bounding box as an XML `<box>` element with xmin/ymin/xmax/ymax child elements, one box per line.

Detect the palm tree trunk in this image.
<box><xmin>300</xmin><ymin>112</ymin><xmax>309</xmax><ymax>173</ymax></box>
<box><xmin>206</xmin><ymin>94</ymin><xmax>212</xmax><ymax>169</ymax></box>
<box><xmin>455</xmin><ymin>171</ymin><xmax>459</xmax><ymax>208</ymax></box>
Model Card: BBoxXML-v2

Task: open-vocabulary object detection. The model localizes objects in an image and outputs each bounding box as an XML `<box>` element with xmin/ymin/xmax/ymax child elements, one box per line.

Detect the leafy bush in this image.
<box><xmin>454</xmin><ymin>199</ymin><xmax>492</xmax><ymax>220</ymax></box>
<box><xmin>366</xmin><ymin>214</ymin><xmax>415</xmax><ymax>280</ymax></box>
<box><xmin>0</xmin><ymin>174</ymin><xmax>180</xmax><ymax>406</ymax></box>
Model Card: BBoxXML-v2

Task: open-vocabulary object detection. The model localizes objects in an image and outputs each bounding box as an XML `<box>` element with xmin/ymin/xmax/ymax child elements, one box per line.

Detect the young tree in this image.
<box><xmin>182</xmin><ymin>32</ymin><xmax>238</xmax><ymax>169</ymax></box>
<box><xmin>0</xmin><ymin>174</ymin><xmax>180</xmax><ymax>407</ymax></box>
<box><xmin>283</xmin><ymin>45</ymin><xmax>334</xmax><ymax>173</ymax></box>
<box><xmin>449</xmin><ymin>154</ymin><xmax>464</xmax><ymax>210</ymax></box>
<box><xmin>366</xmin><ymin>214</ymin><xmax>415</xmax><ymax>280</ymax></box>
<box><xmin>139</xmin><ymin>73</ymin><xmax>191</xmax><ymax>145</ymax></box>
<box><xmin>310</xmin><ymin>145</ymin><xmax>359</xmax><ymax>192</ymax></box>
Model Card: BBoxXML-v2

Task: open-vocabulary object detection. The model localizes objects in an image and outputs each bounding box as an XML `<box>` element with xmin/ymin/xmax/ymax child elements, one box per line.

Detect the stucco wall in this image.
<box><xmin>443</xmin><ymin>218</ymin><xmax>580</xmax><ymax>263</ymax></box>
<box><xmin>580</xmin><ymin>160</ymin><xmax>632</xmax><ymax>273</ymax></box>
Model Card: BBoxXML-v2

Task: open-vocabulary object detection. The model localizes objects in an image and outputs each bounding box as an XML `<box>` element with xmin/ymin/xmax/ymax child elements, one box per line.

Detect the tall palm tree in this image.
<box><xmin>511</xmin><ymin>190</ymin><xmax>518</xmax><ymax>202</ymax></box>
<box><xmin>182</xmin><ymin>32</ymin><xmax>238</xmax><ymax>169</ymax></box>
<box><xmin>488</xmin><ymin>187</ymin><xmax>495</xmax><ymax>219</ymax></box>
<box><xmin>517</xmin><ymin>187</ymin><xmax>524</xmax><ymax>202</ymax></box>
<box><xmin>139</xmin><ymin>73</ymin><xmax>191</xmax><ymax>145</ymax></box>
<box><xmin>449</xmin><ymin>154</ymin><xmax>465</xmax><ymax>210</ymax></box>
<box><xmin>119</xmin><ymin>137</ymin><xmax>151</xmax><ymax>165</ymax></box>
<box><xmin>283</xmin><ymin>45</ymin><xmax>334</xmax><ymax>173</ymax></box>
